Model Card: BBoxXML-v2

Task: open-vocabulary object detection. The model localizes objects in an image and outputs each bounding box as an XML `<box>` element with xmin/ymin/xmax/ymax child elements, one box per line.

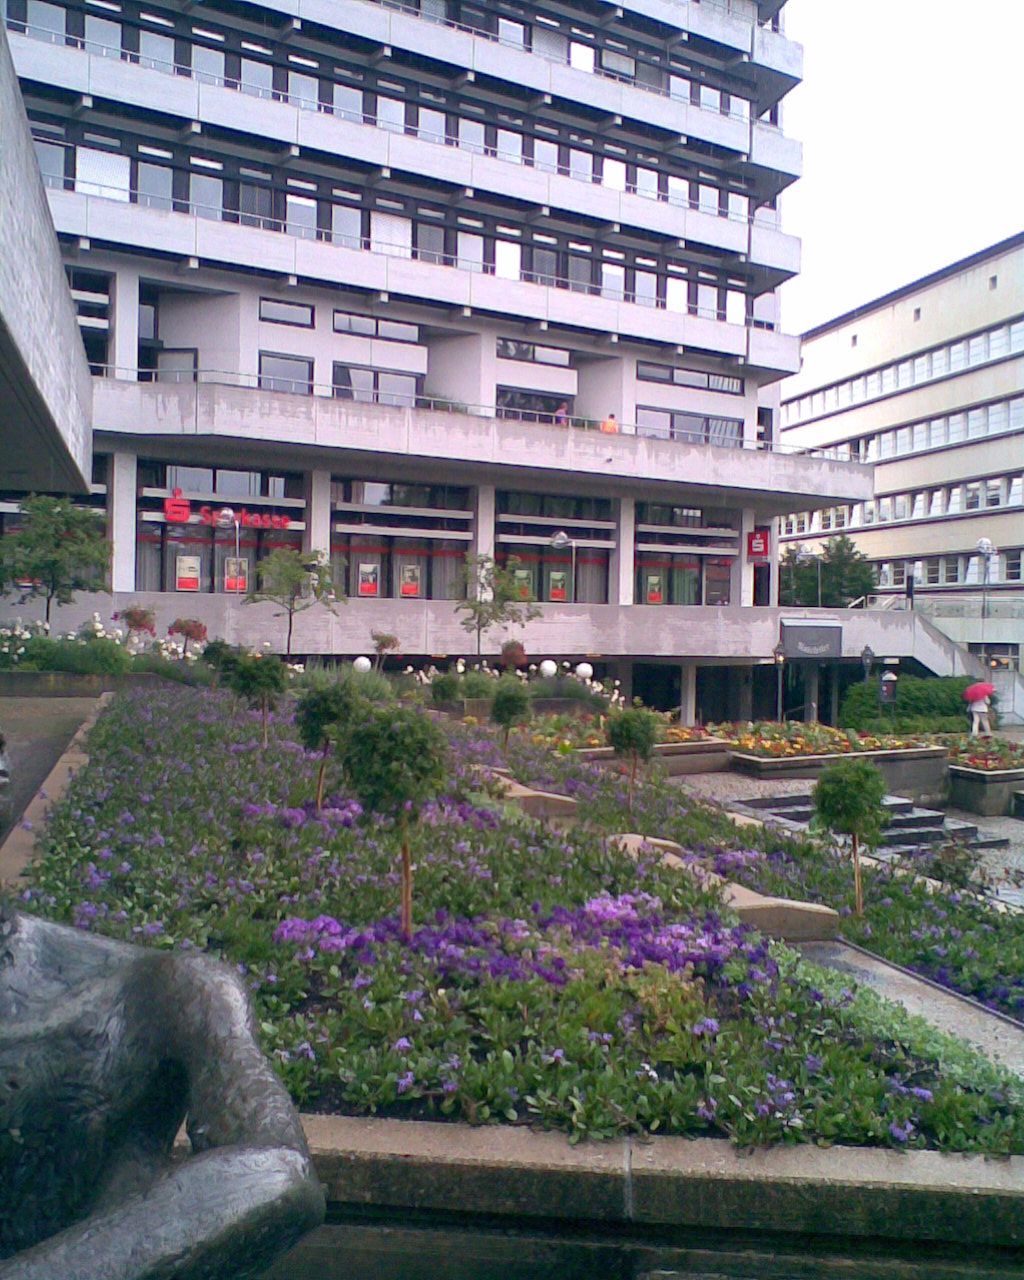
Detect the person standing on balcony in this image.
<box><xmin>554</xmin><ymin>401</ymin><xmax>569</xmax><ymax>426</ymax></box>
<box><xmin>600</xmin><ymin>413</ymin><xmax>619</xmax><ymax>434</ymax></box>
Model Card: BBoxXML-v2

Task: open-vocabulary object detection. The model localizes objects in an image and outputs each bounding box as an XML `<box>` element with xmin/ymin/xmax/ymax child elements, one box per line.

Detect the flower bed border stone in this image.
<box><xmin>576</xmin><ymin>739</ymin><xmax>730</xmax><ymax>776</ymax></box>
<box><xmin>298</xmin><ymin>1114</ymin><xmax>1024</xmax><ymax>1249</ymax></box>
<box><xmin>948</xmin><ymin>764</ymin><xmax>1024</xmax><ymax>817</ymax></box>
<box><xmin>0</xmin><ymin>671</ymin><xmax>166</xmax><ymax>698</ymax></box>
<box><xmin>728</xmin><ymin>746</ymin><xmax>949</xmax><ymax>807</ymax></box>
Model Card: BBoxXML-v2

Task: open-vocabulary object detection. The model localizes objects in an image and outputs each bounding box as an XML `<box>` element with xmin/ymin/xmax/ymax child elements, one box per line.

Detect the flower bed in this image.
<box><xmin>712</xmin><ymin>721</ymin><xmax>927</xmax><ymax>758</ymax></box>
<box><xmin>526</xmin><ymin>712</ymin><xmax>712</xmax><ymax>753</ymax></box>
<box><xmin>946</xmin><ymin>738</ymin><xmax>1024</xmax><ymax>772</ymax></box>
<box><xmin>13</xmin><ymin>690</ymin><xmax>1024</xmax><ymax>1154</ymax></box>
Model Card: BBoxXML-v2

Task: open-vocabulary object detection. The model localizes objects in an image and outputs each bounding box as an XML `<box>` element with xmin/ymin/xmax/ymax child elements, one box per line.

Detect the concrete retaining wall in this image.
<box><xmin>729</xmin><ymin>746</ymin><xmax>949</xmax><ymax>806</ymax></box>
<box><xmin>948</xmin><ymin>764</ymin><xmax>1024</xmax><ymax>817</ymax></box>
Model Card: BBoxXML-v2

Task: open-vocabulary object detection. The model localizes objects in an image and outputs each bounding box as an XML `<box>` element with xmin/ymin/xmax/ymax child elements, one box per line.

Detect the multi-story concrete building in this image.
<box><xmin>2</xmin><ymin>0</ymin><xmax>971</xmax><ymax>718</ymax></box>
<box><xmin>780</xmin><ymin>234</ymin><xmax>1024</xmax><ymax>685</ymax></box>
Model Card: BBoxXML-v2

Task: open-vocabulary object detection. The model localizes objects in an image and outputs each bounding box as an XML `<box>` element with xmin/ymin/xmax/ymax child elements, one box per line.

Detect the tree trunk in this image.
<box><xmin>261</xmin><ymin>695</ymin><xmax>269</xmax><ymax>749</ymax></box>
<box><xmin>45</xmin><ymin>592</ymin><xmax>53</xmax><ymax>625</ymax></box>
<box><xmin>400</xmin><ymin>813</ymin><xmax>413</xmax><ymax>942</ymax></box>
<box><xmin>852</xmin><ymin>833</ymin><xmax>863</xmax><ymax>916</ymax></box>
<box><xmin>315</xmin><ymin>743</ymin><xmax>329</xmax><ymax>813</ymax></box>
<box><xmin>628</xmin><ymin>754</ymin><xmax>637</xmax><ymax>811</ymax></box>
<box><xmin>286</xmin><ymin>607</ymin><xmax>294</xmax><ymax>659</ymax></box>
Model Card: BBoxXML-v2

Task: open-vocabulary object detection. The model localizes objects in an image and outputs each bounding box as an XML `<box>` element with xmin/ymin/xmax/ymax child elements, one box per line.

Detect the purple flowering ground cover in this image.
<box><xmin>11</xmin><ymin>687</ymin><xmax>1024</xmax><ymax>1154</ymax></box>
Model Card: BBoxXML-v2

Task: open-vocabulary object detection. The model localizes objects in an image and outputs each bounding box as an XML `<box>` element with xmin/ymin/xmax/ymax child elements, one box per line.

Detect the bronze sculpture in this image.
<box><xmin>0</xmin><ymin>906</ymin><xmax>324</xmax><ymax>1279</ymax></box>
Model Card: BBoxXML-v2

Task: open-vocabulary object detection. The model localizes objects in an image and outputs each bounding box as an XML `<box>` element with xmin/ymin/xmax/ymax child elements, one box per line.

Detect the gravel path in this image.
<box><xmin>0</xmin><ymin>697</ymin><xmax>96</xmax><ymax>842</ymax></box>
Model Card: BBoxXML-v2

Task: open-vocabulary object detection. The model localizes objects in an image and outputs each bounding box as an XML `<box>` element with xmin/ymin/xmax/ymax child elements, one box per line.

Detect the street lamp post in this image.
<box><xmin>549</xmin><ymin>529</ymin><xmax>576</xmax><ymax>602</ymax></box>
<box><xmin>976</xmin><ymin>538</ymin><xmax>996</xmax><ymax>661</ymax></box>
<box><xmin>773</xmin><ymin>641</ymin><xmax>786</xmax><ymax>721</ymax></box>
<box><xmin>216</xmin><ymin>506</ymin><xmax>242</xmax><ymax>595</ymax></box>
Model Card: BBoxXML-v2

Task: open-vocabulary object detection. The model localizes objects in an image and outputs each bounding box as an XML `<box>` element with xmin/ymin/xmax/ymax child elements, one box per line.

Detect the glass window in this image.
<box><xmin>415</xmin><ymin>221</ymin><xmax>446</xmax><ymax>264</ymax></box>
<box><xmin>708</xmin><ymin>417</ymin><xmax>742</xmax><ymax>447</ymax></box>
<box><xmin>192</xmin><ymin>43</ymin><xmax>225</xmax><ymax>84</ymax></box>
<box><xmin>602</xmin><ymin>158</ymin><xmax>627</xmax><ymax>191</ymax></box>
<box><xmin>634</xmin><ymin>167</ymin><xmax>659</xmax><ymax>200</ymax></box>
<box><xmin>495</xmin><ymin>129</ymin><xmax>522</xmax><ymax>163</ymax></box>
<box><xmin>458</xmin><ymin>118</ymin><xmax>486</xmax><ymax>153</ymax></box>
<box><xmin>600</xmin><ymin>47</ymin><xmax>635</xmax><ymax>79</ymax></box>
<box><xmin>569</xmin><ymin>42</ymin><xmax>595</xmax><ymax>72</ymax></box>
<box><xmin>633</xmin><ymin>271</ymin><xmax>657</xmax><ymax>308</ymax></box>
<box><xmin>238</xmin><ymin>181</ymin><xmax>274</xmax><ymax>229</ymax></box>
<box><xmin>377</xmin><ymin>371</ymin><xmax>418</xmax><ymax>407</ymax></box>
<box><xmin>333</xmin><ymin>364</ymin><xmax>375</xmax><ymax>402</ymax></box>
<box><xmin>376</xmin><ymin>96</ymin><xmax>406</xmax><ymax>133</ymax></box>
<box><xmin>498</xmin><ymin>17</ymin><xmax>527</xmax><ymax>47</ymax></box>
<box><xmin>601</xmin><ymin>262</ymin><xmax>625</xmax><ymax>299</ymax></box>
<box><xmin>84</xmin><ymin>15</ymin><xmax>121</xmax><ymax>55</ymax></box>
<box><xmin>457</xmin><ymin>231</ymin><xmax>485</xmax><ymax>273</ymax></box>
<box><xmin>417</xmin><ymin>108</ymin><xmax>446</xmax><ymax>144</ymax></box>
<box><xmin>378</xmin><ymin>319</ymin><xmax>418</xmax><ymax>342</ymax></box>
<box><xmin>532</xmin><ymin>138</ymin><xmax>559</xmax><ymax>172</ymax></box>
<box><xmin>568</xmin><ymin>149</ymin><xmax>593</xmax><ymax>183</ymax></box>
<box><xmin>704</xmin><ymin>560</ymin><xmax>731</xmax><ymax>605</ymax></box>
<box><xmin>289</xmin><ymin>71</ymin><xmax>319</xmax><ymax>109</ymax></box>
<box><xmin>370</xmin><ymin>211</ymin><xmax>412</xmax><ymax>258</ymax></box>
<box><xmin>33</xmin><ymin>139</ymin><xmax>65</xmax><ymax>188</ymax></box>
<box><xmin>75</xmin><ymin>147</ymin><xmax>131</xmax><ymax>201</ymax></box>
<box><xmin>699</xmin><ymin>84</ymin><xmax>721</xmax><ymax>112</ymax></box>
<box><xmin>637</xmin><ymin>408</ymin><xmax>671</xmax><ymax>440</ymax></box>
<box><xmin>530</xmin><ymin>247</ymin><xmax>559</xmax><ymax>285</ymax></box>
<box><xmin>494</xmin><ymin>239</ymin><xmax>521</xmax><ymax>281</ymax></box>
<box><xmin>138</xmin><ymin>29</ymin><xmax>174</xmax><ymax>70</ymax></box>
<box><xmin>260</xmin><ymin>298</ymin><xmax>314</xmax><ymax>327</ymax></box>
<box><xmin>190</xmin><ymin>172</ymin><xmax>222</xmax><ymax>220</ymax></box>
<box><xmin>240</xmin><ymin>58</ymin><xmax>273</xmax><ymax>97</ymax></box>
<box><xmin>137</xmin><ymin>162</ymin><xmax>172</xmax><ymax>210</ymax></box>
<box><xmin>332</xmin><ymin>203</ymin><xmax>362</xmax><ymax>248</ymax></box>
<box><xmin>26</xmin><ymin>1</ymin><xmax>65</xmax><ymax>40</ymax></box>
<box><xmin>286</xmin><ymin>193</ymin><xmax>318</xmax><ymax>239</ymax></box>
<box><xmin>259</xmin><ymin>352</ymin><xmax>312</xmax><ymax>394</ymax></box>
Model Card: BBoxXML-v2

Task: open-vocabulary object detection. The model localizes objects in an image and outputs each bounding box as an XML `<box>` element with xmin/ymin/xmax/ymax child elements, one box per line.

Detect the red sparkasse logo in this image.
<box><xmin>162</xmin><ymin>488</ymin><xmax>291</xmax><ymax>528</ymax></box>
<box><xmin>747</xmin><ymin>529</ymin><xmax>770</xmax><ymax>560</ymax></box>
<box><xmin>163</xmin><ymin>488</ymin><xmax>192</xmax><ymax>522</ymax></box>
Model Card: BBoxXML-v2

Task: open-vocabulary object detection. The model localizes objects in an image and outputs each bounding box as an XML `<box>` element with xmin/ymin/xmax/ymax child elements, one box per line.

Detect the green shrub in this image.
<box><xmin>430</xmin><ymin>672</ymin><xmax>461</xmax><ymax>704</ymax></box>
<box><xmin>491</xmin><ymin>677</ymin><xmax>531</xmax><ymax>746</ymax></box>
<box><xmin>295</xmin><ymin>663</ymin><xmax>394</xmax><ymax>704</ymax></box>
<box><xmin>855</xmin><ymin>714</ymin><xmax>968</xmax><ymax>735</ymax></box>
<box><xmin>528</xmin><ymin>674</ymin><xmax>607</xmax><ymax>709</ymax></box>
<box><xmin>23</xmin><ymin>636</ymin><xmax>131</xmax><ymax>676</ymax></box>
<box><xmin>459</xmin><ymin>669</ymin><xmax>496</xmax><ymax>699</ymax></box>
<box><xmin>840</xmin><ymin>675</ymin><xmax>974</xmax><ymax>731</ymax></box>
<box><xmin>227</xmin><ymin>653</ymin><xmax>288</xmax><ymax>746</ymax></box>
<box><xmin>130</xmin><ymin>652</ymin><xmax>213</xmax><ymax>686</ymax></box>
<box><xmin>607</xmin><ymin>708</ymin><xmax>659</xmax><ymax>808</ymax></box>
<box><xmin>812</xmin><ymin>758</ymin><xmax>887</xmax><ymax>915</ymax></box>
<box><xmin>295</xmin><ymin>682</ymin><xmax>363</xmax><ymax>811</ymax></box>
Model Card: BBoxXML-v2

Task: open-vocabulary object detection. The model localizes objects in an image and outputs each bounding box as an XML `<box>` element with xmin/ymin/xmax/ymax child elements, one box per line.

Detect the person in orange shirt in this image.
<box><xmin>600</xmin><ymin>413</ymin><xmax>619</xmax><ymax>434</ymax></box>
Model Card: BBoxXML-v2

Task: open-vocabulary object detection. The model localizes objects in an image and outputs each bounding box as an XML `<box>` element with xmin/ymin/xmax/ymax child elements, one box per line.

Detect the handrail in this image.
<box><xmin>93</xmin><ymin>365</ymin><xmax>861</xmax><ymax>461</ymax></box>
<box><xmin>9</xmin><ymin>20</ymin><xmax>783</xmax><ymax>229</ymax></box>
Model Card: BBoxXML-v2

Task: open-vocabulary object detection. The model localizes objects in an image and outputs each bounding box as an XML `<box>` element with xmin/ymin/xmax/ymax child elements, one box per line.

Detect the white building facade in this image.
<box><xmin>0</xmin><ymin>0</ymin><xmax>916</xmax><ymax>716</ymax></box>
<box><xmin>780</xmin><ymin>234</ymin><xmax>1024</xmax><ymax>674</ymax></box>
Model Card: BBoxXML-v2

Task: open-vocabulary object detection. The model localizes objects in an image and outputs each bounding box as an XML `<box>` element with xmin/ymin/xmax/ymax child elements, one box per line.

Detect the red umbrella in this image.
<box><xmin>963</xmin><ymin>682</ymin><xmax>996</xmax><ymax>701</ymax></box>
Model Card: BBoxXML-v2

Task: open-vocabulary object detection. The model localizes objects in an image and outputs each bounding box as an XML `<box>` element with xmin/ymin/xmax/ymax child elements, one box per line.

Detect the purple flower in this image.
<box><xmin>392</xmin><ymin>1037</ymin><xmax>413</xmax><ymax>1053</ymax></box>
<box><xmin>396</xmin><ymin>1071</ymin><xmax>415</xmax><ymax>1094</ymax></box>
<box><xmin>692</xmin><ymin>1018</ymin><xmax>720</xmax><ymax>1037</ymax></box>
<box><xmin>889</xmin><ymin>1121</ymin><xmax>913</xmax><ymax>1144</ymax></box>
<box><xmin>696</xmin><ymin>1098</ymin><xmax>718</xmax><ymax>1122</ymax></box>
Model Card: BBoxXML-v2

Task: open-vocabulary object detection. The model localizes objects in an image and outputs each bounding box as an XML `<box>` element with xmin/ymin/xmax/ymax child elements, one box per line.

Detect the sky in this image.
<box><xmin>778</xmin><ymin>1</ymin><xmax>1023</xmax><ymax>336</ymax></box>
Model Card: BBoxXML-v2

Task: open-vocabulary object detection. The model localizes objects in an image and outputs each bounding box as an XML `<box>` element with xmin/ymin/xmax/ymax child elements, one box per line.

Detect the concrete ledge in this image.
<box><xmin>0</xmin><ymin>671</ymin><xmax>165</xmax><ymax>697</ymax></box>
<box><xmin>729</xmin><ymin>746</ymin><xmax>949</xmax><ymax>806</ymax></box>
<box><xmin>578</xmin><ymin>739</ymin><xmax>730</xmax><ymax>776</ymax></box>
<box><xmin>949</xmin><ymin>764</ymin><xmax>1024</xmax><ymax>817</ymax></box>
<box><xmin>496</xmin><ymin>778</ymin><xmax>580</xmax><ymax>823</ymax></box>
<box><xmin>613</xmin><ymin>832</ymin><xmax>839</xmax><ymax>941</ymax></box>
<box><xmin>301</xmin><ymin>1115</ymin><xmax>1024</xmax><ymax>1248</ymax></box>
<box><xmin>0</xmin><ymin>692</ymin><xmax>111</xmax><ymax>885</ymax></box>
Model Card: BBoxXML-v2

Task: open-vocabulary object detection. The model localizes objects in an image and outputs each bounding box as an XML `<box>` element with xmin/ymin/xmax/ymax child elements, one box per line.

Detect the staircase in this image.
<box><xmin>740</xmin><ymin>791</ymin><xmax>1010</xmax><ymax>862</ymax></box>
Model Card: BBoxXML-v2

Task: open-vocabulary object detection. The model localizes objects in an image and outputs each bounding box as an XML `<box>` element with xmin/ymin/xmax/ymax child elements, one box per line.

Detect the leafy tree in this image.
<box><xmin>370</xmin><ymin>628</ymin><xmax>400</xmax><ymax>671</ymax></box>
<box><xmin>113</xmin><ymin>604</ymin><xmax>156</xmax><ymax>651</ymax></box>
<box><xmin>168</xmin><ymin>617</ymin><xmax>208</xmax><ymax>660</ymax></box>
<box><xmin>454</xmin><ymin>553</ymin><xmax>540</xmax><ymax>657</ymax></box>
<box><xmin>295</xmin><ymin>681</ymin><xmax>361</xmax><ymax>812</ymax></box>
<box><xmin>227</xmin><ymin>652</ymin><xmax>288</xmax><ymax>748</ymax></box>
<box><xmin>499</xmin><ymin>638</ymin><xmax>527</xmax><ymax>671</ymax></box>
<box><xmin>246</xmin><ymin>548</ymin><xmax>340</xmax><ymax>658</ymax></box>
<box><xmin>606</xmin><ymin>708</ymin><xmax>659</xmax><ymax>810</ymax></box>
<box><xmin>339</xmin><ymin>707</ymin><xmax>448</xmax><ymax>940</ymax></box>
<box><xmin>200</xmin><ymin>638</ymin><xmax>238</xmax><ymax>688</ymax></box>
<box><xmin>491</xmin><ymin>677</ymin><xmax>530</xmax><ymax>748</ymax></box>
<box><xmin>812</xmin><ymin>758</ymin><xmax>887</xmax><ymax>916</ymax></box>
<box><xmin>0</xmin><ymin>495</ymin><xmax>108</xmax><ymax>623</ymax></box>
<box><xmin>780</xmin><ymin>535</ymin><xmax>876</xmax><ymax>608</ymax></box>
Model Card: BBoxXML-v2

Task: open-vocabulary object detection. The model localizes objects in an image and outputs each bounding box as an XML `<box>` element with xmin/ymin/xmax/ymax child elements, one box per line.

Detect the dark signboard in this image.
<box><xmin>780</xmin><ymin>622</ymin><xmax>842</xmax><ymax>659</ymax></box>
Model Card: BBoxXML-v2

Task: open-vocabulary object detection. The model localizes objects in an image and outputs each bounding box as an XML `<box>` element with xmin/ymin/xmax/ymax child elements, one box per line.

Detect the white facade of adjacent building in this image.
<box><xmin>780</xmin><ymin>233</ymin><xmax>1024</xmax><ymax>674</ymax></box>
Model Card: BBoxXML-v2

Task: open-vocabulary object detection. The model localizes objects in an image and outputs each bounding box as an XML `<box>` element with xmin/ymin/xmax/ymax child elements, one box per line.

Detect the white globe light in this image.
<box><xmin>353</xmin><ymin>655</ymin><xmax>372</xmax><ymax>673</ymax></box>
<box><xmin>538</xmin><ymin>659</ymin><xmax>558</xmax><ymax>679</ymax></box>
<box><xmin>575</xmin><ymin>662</ymin><xmax>593</xmax><ymax>681</ymax></box>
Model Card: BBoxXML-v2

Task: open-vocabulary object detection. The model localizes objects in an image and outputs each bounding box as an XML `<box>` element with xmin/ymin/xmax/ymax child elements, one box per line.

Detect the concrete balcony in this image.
<box><xmin>14</xmin><ymin>592</ymin><xmax>979</xmax><ymax>677</ymax></box>
<box><xmin>91</xmin><ymin>378</ymin><xmax>874</xmax><ymax>510</ymax></box>
<box><xmin>744</xmin><ymin>326</ymin><xmax>801</xmax><ymax>378</ymax></box>
<box><xmin>47</xmin><ymin>189</ymin><xmax>785</xmax><ymax>361</ymax></box>
<box><xmin>749</xmin><ymin>25</ymin><xmax>802</xmax><ymax>109</ymax></box>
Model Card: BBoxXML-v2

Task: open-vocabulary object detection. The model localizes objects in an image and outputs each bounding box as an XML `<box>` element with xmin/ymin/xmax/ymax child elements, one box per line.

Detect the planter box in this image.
<box><xmin>0</xmin><ymin>671</ymin><xmax>165</xmax><ymax>698</ymax></box>
<box><xmin>948</xmin><ymin>764</ymin><xmax>1024</xmax><ymax>817</ymax></box>
<box><xmin>728</xmin><ymin>746</ymin><xmax>949</xmax><ymax>806</ymax></box>
<box><xmin>577</xmin><ymin>739</ymin><xmax>730</xmax><ymax>777</ymax></box>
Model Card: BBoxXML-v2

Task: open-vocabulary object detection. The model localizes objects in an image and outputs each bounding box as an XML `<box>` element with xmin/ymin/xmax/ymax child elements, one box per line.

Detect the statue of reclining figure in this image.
<box><xmin>0</xmin><ymin>907</ymin><xmax>324</xmax><ymax>1279</ymax></box>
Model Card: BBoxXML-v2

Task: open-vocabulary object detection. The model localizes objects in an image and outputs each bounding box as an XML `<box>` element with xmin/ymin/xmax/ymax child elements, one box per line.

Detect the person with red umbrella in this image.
<box><xmin>964</xmin><ymin>681</ymin><xmax>995</xmax><ymax>736</ymax></box>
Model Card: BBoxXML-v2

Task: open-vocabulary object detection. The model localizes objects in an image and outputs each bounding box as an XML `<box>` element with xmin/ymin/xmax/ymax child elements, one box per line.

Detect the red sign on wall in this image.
<box><xmin>164</xmin><ymin>488</ymin><xmax>191</xmax><ymax>522</ymax></box>
<box><xmin>747</xmin><ymin>529</ymin><xmax>770</xmax><ymax>561</ymax></box>
<box><xmin>162</xmin><ymin>488</ymin><xmax>292</xmax><ymax>529</ymax></box>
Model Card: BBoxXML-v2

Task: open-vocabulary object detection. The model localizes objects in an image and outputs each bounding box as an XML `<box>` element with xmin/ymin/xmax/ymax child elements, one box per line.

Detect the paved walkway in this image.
<box><xmin>0</xmin><ymin>697</ymin><xmax>96</xmax><ymax>843</ymax></box>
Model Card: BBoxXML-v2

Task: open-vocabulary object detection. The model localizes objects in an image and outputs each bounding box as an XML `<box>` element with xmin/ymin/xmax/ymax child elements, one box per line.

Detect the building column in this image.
<box><xmin>804</xmin><ymin>663</ymin><xmax>820</xmax><ymax>723</ymax></box>
<box><xmin>829</xmin><ymin>664</ymin><xmax>841</xmax><ymax>726</ymax></box>
<box><xmin>111</xmin><ymin>269</ymin><xmax>140</xmax><ymax>380</ymax></box>
<box><xmin>303</xmin><ymin>470</ymin><xmax>331</xmax><ymax>558</ymax></box>
<box><xmin>679</xmin><ymin>662</ymin><xmax>697</xmax><ymax>725</ymax></box>
<box><xmin>768</xmin><ymin>517</ymin><xmax>781</xmax><ymax>607</ymax></box>
<box><xmin>472</xmin><ymin>484</ymin><xmax>496</xmax><ymax>562</ymax></box>
<box><xmin>109</xmin><ymin>452</ymin><xmax>137</xmax><ymax>592</ymax></box>
<box><xmin>731</xmin><ymin>507</ymin><xmax>756</xmax><ymax>607</ymax></box>
<box><xmin>611</xmin><ymin>496</ymin><xmax>635</xmax><ymax>605</ymax></box>
<box><xmin>737</xmin><ymin>667</ymin><xmax>753</xmax><ymax>720</ymax></box>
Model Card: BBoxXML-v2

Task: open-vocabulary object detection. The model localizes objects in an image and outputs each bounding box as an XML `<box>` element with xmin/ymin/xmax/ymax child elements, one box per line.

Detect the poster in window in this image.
<box><xmin>224</xmin><ymin>557</ymin><xmax>248</xmax><ymax>593</ymax></box>
<box><xmin>513</xmin><ymin>568</ymin><xmax>533</xmax><ymax>600</ymax></box>
<box><xmin>645</xmin><ymin>574</ymin><xmax>663</xmax><ymax>605</ymax></box>
<box><xmin>548</xmin><ymin>570</ymin><xmax>568</xmax><ymax>602</ymax></box>
<box><xmin>175</xmin><ymin>555</ymin><xmax>201</xmax><ymax>592</ymax></box>
<box><xmin>358</xmin><ymin>563</ymin><xmax>380</xmax><ymax>597</ymax></box>
<box><xmin>399</xmin><ymin>564</ymin><xmax>421</xmax><ymax>597</ymax></box>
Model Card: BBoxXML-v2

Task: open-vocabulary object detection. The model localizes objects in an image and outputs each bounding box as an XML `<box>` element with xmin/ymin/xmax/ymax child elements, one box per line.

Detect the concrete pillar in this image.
<box><xmin>737</xmin><ymin>666</ymin><xmax>753</xmax><ymax>720</ymax></box>
<box><xmin>303</xmin><ymin>470</ymin><xmax>331</xmax><ymax>558</ymax></box>
<box><xmin>679</xmin><ymin>662</ymin><xmax>697</xmax><ymax>725</ymax></box>
<box><xmin>828</xmin><ymin>663</ymin><xmax>841</xmax><ymax>726</ymax></box>
<box><xmin>109</xmin><ymin>452</ymin><xmax>137</xmax><ymax>592</ymax></box>
<box><xmin>731</xmin><ymin>507</ymin><xmax>756</xmax><ymax>607</ymax></box>
<box><xmin>804</xmin><ymin>663</ymin><xmax>819</xmax><ymax>723</ymax></box>
<box><xmin>612</xmin><ymin>496</ymin><xmax>635</xmax><ymax>605</ymax></box>
<box><xmin>768</xmin><ymin>517</ymin><xmax>781</xmax><ymax>606</ymax></box>
<box><xmin>472</xmin><ymin>484</ymin><xmax>496</xmax><ymax>562</ymax></box>
<box><xmin>111</xmin><ymin>269</ymin><xmax>140</xmax><ymax>380</ymax></box>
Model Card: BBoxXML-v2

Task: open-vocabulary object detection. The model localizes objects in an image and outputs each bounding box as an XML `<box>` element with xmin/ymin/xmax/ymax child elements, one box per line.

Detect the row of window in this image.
<box><xmin>258</xmin><ymin>297</ymin><xmax>421</xmax><ymax>345</ymax></box>
<box><xmin>783</xmin><ymin>318</ymin><xmax>1024</xmax><ymax>426</ymax></box>
<box><xmin>10</xmin><ymin>0</ymin><xmax>766</xmax><ymax>222</ymax></box>
<box><xmin>34</xmin><ymin>131</ymin><xmax>754</xmax><ymax>316</ymax></box>
<box><xmin>783</xmin><ymin>471</ymin><xmax>1023</xmax><ymax>536</ymax></box>
<box><xmin>876</xmin><ymin>552</ymin><xmax>1023</xmax><ymax>589</ymax></box>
